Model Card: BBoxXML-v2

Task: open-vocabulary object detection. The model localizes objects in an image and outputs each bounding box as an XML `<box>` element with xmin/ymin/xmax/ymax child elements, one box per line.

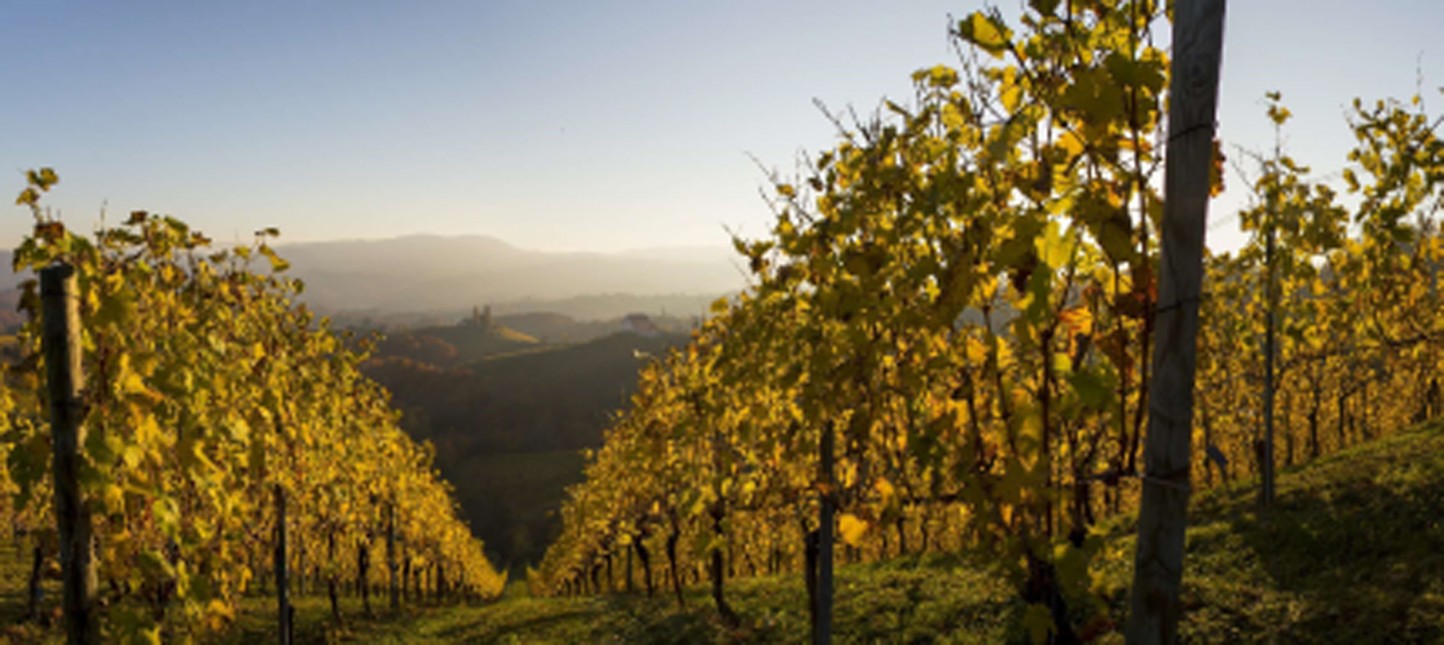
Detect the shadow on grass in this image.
<box><xmin>432</xmin><ymin>604</ymin><xmax>600</xmax><ymax>642</ymax></box>
<box><xmin>1217</xmin><ymin>452</ymin><xmax>1444</xmax><ymax>643</ymax></box>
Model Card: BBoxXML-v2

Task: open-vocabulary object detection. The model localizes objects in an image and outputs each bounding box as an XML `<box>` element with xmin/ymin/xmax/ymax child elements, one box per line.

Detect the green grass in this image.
<box><xmin>1088</xmin><ymin>421</ymin><xmax>1444</xmax><ymax>643</ymax></box>
<box><xmin>216</xmin><ymin>558</ymin><xmax>1017</xmax><ymax>644</ymax></box>
<box><xmin>3</xmin><ymin>421</ymin><xmax>1444</xmax><ymax>642</ymax></box>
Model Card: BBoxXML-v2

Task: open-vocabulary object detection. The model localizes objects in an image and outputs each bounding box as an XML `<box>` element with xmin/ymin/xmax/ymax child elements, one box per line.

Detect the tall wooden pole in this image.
<box><xmin>1260</xmin><ymin>214</ymin><xmax>1278</xmax><ymax>505</ymax></box>
<box><xmin>388</xmin><ymin>502</ymin><xmax>399</xmax><ymax>612</ymax></box>
<box><xmin>274</xmin><ymin>485</ymin><xmax>292</xmax><ymax>645</ymax></box>
<box><xmin>42</xmin><ymin>264</ymin><xmax>98</xmax><ymax>645</ymax></box>
<box><xmin>1125</xmin><ymin>0</ymin><xmax>1227</xmax><ymax>642</ymax></box>
<box><xmin>1259</xmin><ymin>125</ymin><xmax>1281</xmax><ymax>506</ymax></box>
<box><xmin>813</xmin><ymin>419</ymin><xmax>835</xmax><ymax>645</ymax></box>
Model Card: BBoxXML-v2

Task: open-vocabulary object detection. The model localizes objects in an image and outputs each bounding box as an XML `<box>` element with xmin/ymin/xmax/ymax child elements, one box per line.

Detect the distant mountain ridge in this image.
<box><xmin>0</xmin><ymin>236</ymin><xmax>744</xmax><ymax>322</ymax></box>
<box><xmin>275</xmin><ymin>235</ymin><xmax>744</xmax><ymax>315</ymax></box>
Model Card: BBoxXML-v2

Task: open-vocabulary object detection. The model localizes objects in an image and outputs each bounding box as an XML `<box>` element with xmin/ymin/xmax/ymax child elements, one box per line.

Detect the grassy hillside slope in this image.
<box><xmin>289</xmin><ymin>419</ymin><xmax>1444</xmax><ymax>643</ymax></box>
<box><xmin>372</xmin><ymin>321</ymin><xmax>540</xmax><ymax>367</ymax></box>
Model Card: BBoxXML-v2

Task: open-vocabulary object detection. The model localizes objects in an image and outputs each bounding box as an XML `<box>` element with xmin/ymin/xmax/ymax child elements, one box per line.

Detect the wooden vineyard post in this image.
<box><xmin>437</xmin><ymin>563</ymin><xmax>446</xmax><ymax>601</ymax></box>
<box><xmin>814</xmin><ymin>419</ymin><xmax>835</xmax><ymax>645</ymax></box>
<box><xmin>1260</xmin><ymin>170</ymin><xmax>1279</xmax><ymax>506</ymax></box>
<box><xmin>625</xmin><ymin>542</ymin><xmax>634</xmax><ymax>594</ymax></box>
<box><xmin>358</xmin><ymin>538</ymin><xmax>372</xmax><ymax>616</ymax></box>
<box><xmin>402</xmin><ymin>552</ymin><xmax>412</xmax><ymax>604</ymax></box>
<box><xmin>42</xmin><ymin>264</ymin><xmax>98</xmax><ymax>645</ymax></box>
<box><xmin>275</xmin><ymin>485</ymin><xmax>292</xmax><ymax>645</ymax></box>
<box><xmin>388</xmin><ymin>502</ymin><xmax>399</xmax><ymax>612</ymax></box>
<box><xmin>1125</xmin><ymin>0</ymin><xmax>1227</xmax><ymax>643</ymax></box>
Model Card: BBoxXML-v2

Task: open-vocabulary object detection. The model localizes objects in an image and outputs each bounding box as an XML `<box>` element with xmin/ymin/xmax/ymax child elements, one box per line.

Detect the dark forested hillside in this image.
<box><xmin>366</xmin><ymin>330</ymin><xmax>685</xmax><ymax>454</ymax></box>
<box><xmin>362</xmin><ymin>328</ymin><xmax>689</xmax><ymax>567</ymax></box>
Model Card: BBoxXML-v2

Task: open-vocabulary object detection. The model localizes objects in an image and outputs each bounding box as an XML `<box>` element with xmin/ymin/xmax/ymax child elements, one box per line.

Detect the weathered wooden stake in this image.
<box><xmin>42</xmin><ymin>264</ymin><xmax>98</xmax><ymax>645</ymax></box>
<box><xmin>387</xmin><ymin>502</ymin><xmax>399</xmax><ymax>611</ymax></box>
<box><xmin>1259</xmin><ymin>183</ymin><xmax>1280</xmax><ymax>505</ymax></box>
<box><xmin>26</xmin><ymin>542</ymin><xmax>44</xmax><ymax>623</ymax></box>
<box><xmin>1125</xmin><ymin>0</ymin><xmax>1227</xmax><ymax>643</ymax></box>
<box><xmin>814</xmin><ymin>419</ymin><xmax>835</xmax><ymax>645</ymax></box>
<box><xmin>402</xmin><ymin>553</ymin><xmax>412</xmax><ymax>604</ymax></box>
<box><xmin>358</xmin><ymin>539</ymin><xmax>372</xmax><ymax>616</ymax></box>
<box><xmin>274</xmin><ymin>485</ymin><xmax>291</xmax><ymax>645</ymax></box>
<box><xmin>624</xmin><ymin>541</ymin><xmax>634</xmax><ymax>594</ymax></box>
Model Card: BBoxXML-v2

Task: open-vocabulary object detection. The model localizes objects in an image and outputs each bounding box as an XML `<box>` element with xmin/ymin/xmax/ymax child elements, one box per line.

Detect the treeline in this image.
<box><xmin>1</xmin><ymin>171</ymin><xmax>505</xmax><ymax>640</ymax></box>
<box><xmin>534</xmin><ymin>1</ymin><xmax>1443</xmax><ymax>642</ymax></box>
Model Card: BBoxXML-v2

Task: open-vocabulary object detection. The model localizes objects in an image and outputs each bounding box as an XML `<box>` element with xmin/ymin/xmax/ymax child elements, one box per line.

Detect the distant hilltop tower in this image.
<box><xmin>466</xmin><ymin>304</ymin><xmax>495</xmax><ymax>329</ymax></box>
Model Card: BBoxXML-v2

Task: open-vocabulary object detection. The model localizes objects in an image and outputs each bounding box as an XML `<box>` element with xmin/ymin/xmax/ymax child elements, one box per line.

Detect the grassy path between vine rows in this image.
<box><xmin>4</xmin><ymin>419</ymin><xmax>1444</xmax><ymax>643</ymax></box>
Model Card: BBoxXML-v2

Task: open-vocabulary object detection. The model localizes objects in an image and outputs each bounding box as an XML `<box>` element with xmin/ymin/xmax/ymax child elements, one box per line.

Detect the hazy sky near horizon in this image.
<box><xmin>4</xmin><ymin>1</ymin><xmax>1442</xmax><ymax>253</ymax></box>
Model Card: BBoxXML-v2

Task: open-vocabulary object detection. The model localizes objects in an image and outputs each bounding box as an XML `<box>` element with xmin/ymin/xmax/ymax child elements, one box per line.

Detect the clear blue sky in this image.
<box><xmin>4</xmin><ymin>1</ymin><xmax>1441</xmax><ymax>253</ymax></box>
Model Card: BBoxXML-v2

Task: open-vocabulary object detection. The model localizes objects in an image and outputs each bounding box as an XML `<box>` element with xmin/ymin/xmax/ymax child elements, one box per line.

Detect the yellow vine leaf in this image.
<box><xmin>839</xmin><ymin>513</ymin><xmax>869</xmax><ymax>547</ymax></box>
<box><xmin>958</xmin><ymin>12</ymin><xmax>1011</xmax><ymax>58</ymax></box>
